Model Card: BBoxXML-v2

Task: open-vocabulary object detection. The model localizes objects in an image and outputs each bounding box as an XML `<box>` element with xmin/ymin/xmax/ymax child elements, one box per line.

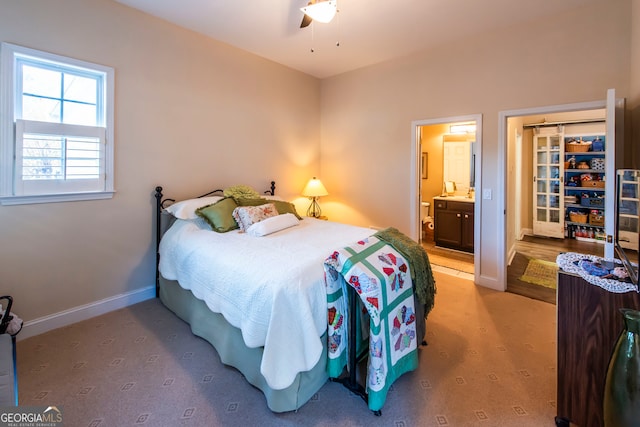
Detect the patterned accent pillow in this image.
<box><xmin>236</xmin><ymin>198</ymin><xmax>302</xmax><ymax>220</ymax></box>
<box><xmin>232</xmin><ymin>203</ymin><xmax>278</xmax><ymax>232</ymax></box>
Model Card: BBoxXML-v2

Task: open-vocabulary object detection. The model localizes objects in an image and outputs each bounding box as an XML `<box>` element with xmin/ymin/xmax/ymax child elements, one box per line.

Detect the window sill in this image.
<box><xmin>0</xmin><ymin>191</ymin><xmax>115</xmax><ymax>206</ymax></box>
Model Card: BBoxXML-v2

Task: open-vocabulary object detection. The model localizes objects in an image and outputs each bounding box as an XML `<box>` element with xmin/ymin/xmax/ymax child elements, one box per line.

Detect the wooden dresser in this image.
<box><xmin>556</xmin><ymin>271</ymin><xmax>640</xmax><ymax>427</ymax></box>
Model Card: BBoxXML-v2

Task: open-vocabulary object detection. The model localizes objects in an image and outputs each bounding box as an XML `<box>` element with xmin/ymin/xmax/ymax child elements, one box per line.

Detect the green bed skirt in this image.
<box><xmin>158</xmin><ymin>277</ymin><xmax>329</xmax><ymax>412</ymax></box>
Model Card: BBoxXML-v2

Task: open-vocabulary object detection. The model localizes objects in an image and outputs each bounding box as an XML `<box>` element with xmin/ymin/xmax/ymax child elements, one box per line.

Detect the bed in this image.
<box><xmin>154</xmin><ymin>182</ymin><xmax>435</xmax><ymax>413</ymax></box>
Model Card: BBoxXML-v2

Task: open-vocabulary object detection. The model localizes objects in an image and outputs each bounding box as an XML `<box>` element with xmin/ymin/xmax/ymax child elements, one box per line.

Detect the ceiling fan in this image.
<box><xmin>300</xmin><ymin>0</ymin><xmax>338</xmax><ymax>28</ymax></box>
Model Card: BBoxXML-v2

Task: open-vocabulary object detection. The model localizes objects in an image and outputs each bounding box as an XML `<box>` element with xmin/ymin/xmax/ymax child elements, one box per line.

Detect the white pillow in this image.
<box><xmin>246</xmin><ymin>213</ymin><xmax>300</xmax><ymax>237</ymax></box>
<box><xmin>165</xmin><ymin>196</ymin><xmax>223</xmax><ymax>220</ymax></box>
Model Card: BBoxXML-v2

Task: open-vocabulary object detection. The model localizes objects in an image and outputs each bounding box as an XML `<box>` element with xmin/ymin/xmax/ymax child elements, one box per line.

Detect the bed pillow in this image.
<box><xmin>236</xmin><ymin>198</ymin><xmax>302</xmax><ymax>220</ymax></box>
<box><xmin>195</xmin><ymin>197</ymin><xmax>239</xmax><ymax>232</ymax></box>
<box><xmin>223</xmin><ymin>184</ymin><xmax>260</xmax><ymax>199</ymax></box>
<box><xmin>247</xmin><ymin>213</ymin><xmax>300</xmax><ymax>237</ymax></box>
<box><xmin>235</xmin><ymin>197</ymin><xmax>269</xmax><ymax>206</ymax></box>
<box><xmin>165</xmin><ymin>196</ymin><xmax>223</xmax><ymax>220</ymax></box>
<box><xmin>232</xmin><ymin>203</ymin><xmax>278</xmax><ymax>232</ymax></box>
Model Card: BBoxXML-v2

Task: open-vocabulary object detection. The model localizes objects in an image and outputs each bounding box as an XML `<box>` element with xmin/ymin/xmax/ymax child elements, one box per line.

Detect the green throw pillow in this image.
<box><xmin>271</xmin><ymin>200</ymin><xmax>302</xmax><ymax>220</ymax></box>
<box><xmin>196</xmin><ymin>197</ymin><xmax>239</xmax><ymax>232</ymax></box>
<box><xmin>223</xmin><ymin>185</ymin><xmax>260</xmax><ymax>199</ymax></box>
<box><xmin>235</xmin><ymin>197</ymin><xmax>268</xmax><ymax>206</ymax></box>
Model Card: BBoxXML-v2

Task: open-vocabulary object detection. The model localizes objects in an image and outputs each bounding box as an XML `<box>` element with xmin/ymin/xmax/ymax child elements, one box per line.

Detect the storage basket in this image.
<box><xmin>581</xmin><ymin>180</ymin><xmax>605</xmax><ymax>188</ymax></box>
<box><xmin>591</xmin><ymin>137</ymin><xmax>604</xmax><ymax>152</ymax></box>
<box><xmin>566</xmin><ymin>142</ymin><xmax>591</xmax><ymax>152</ymax></box>
<box><xmin>569</xmin><ymin>211</ymin><xmax>588</xmax><ymax>223</ymax></box>
<box><xmin>591</xmin><ymin>158</ymin><xmax>605</xmax><ymax>170</ymax></box>
<box><xmin>580</xmin><ymin>197</ymin><xmax>605</xmax><ymax>207</ymax></box>
<box><xmin>589</xmin><ymin>213</ymin><xmax>604</xmax><ymax>226</ymax></box>
<box><xmin>577</xmin><ymin>161</ymin><xmax>590</xmax><ymax>169</ymax></box>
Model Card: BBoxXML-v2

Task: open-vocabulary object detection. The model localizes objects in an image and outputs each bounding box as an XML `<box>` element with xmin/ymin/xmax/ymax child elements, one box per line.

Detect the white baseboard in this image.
<box><xmin>508</xmin><ymin>244</ymin><xmax>516</xmax><ymax>266</ymax></box>
<box><xmin>476</xmin><ymin>274</ymin><xmax>503</xmax><ymax>291</ymax></box>
<box><xmin>520</xmin><ymin>228</ymin><xmax>533</xmax><ymax>239</ymax></box>
<box><xmin>18</xmin><ymin>285</ymin><xmax>156</xmax><ymax>341</ymax></box>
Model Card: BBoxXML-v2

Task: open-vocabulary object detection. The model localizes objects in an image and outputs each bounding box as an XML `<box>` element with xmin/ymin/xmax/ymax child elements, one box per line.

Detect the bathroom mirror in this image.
<box><xmin>443</xmin><ymin>136</ymin><xmax>475</xmax><ymax>195</ymax></box>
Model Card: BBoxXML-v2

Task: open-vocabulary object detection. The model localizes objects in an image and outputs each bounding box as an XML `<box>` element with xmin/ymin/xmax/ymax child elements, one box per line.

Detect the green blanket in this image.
<box><xmin>375</xmin><ymin>227</ymin><xmax>436</xmax><ymax>317</ymax></box>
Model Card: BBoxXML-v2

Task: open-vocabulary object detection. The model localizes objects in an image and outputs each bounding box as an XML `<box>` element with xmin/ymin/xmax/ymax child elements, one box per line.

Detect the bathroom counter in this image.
<box><xmin>433</xmin><ymin>195</ymin><xmax>475</xmax><ymax>203</ymax></box>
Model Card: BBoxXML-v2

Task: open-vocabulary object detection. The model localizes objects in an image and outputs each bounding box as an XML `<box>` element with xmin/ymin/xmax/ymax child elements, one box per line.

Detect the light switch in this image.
<box><xmin>483</xmin><ymin>189</ymin><xmax>492</xmax><ymax>200</ymax></box>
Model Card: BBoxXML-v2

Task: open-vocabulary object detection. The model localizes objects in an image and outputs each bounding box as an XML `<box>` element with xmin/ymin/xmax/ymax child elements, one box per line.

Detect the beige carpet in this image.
<box><xmin>16</xmin><ymin>272</ymin><xmax>557</xmax><ymax>426</ymax></box>
<box><xmin>520</xmin><ymin>259</ymin><xmax>559</xmax><ymax>289</ymax></box>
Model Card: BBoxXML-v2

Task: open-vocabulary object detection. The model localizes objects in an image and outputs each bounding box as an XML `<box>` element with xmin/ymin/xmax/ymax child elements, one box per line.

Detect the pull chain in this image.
<box><xmin>310</xmin><ymin>21</ymin><xmax>315</xmax><ymax>52</ymax></box>
<box><xmin>336</xmin><ymin>8</ymin><xmax>340</xmax><ymax>47</ymax></box>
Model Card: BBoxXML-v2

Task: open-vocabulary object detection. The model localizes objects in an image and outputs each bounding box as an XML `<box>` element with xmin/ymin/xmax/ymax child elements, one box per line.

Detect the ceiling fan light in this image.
<box><xmin>301</xmin><ymin>0</ymin><xmax>338</xmax><ymax>24</ymax></box>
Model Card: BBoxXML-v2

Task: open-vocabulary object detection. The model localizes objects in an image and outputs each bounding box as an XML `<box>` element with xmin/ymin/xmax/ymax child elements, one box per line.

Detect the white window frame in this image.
<box><xmin>0</xmin><ymin>43</ymin><xmax>114</xmax><ymax>205</ymax></box>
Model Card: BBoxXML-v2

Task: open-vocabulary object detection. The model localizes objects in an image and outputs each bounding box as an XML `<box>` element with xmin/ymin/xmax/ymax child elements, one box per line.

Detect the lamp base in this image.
<box><xmin>306</xmin><ymin>198</ymin><xmax>322</xmax><ymax>218</ymax></box>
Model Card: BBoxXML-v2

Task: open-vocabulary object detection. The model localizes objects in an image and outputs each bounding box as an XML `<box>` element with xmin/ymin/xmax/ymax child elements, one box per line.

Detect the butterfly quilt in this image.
<box><xmin>324</xmin><ymin>236</ymin><xmax>419</xmax><ymax>411</ymax></box>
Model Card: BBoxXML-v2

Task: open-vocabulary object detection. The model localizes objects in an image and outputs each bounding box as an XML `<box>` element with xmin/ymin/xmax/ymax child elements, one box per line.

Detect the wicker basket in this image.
<box><xmin>569</xmin><ymin>211</ymin><xmax>588</xmax><ymax>223</ymax></box>
<box><xmin>589</xmin><ymin>213</ymin><xmax>604</xmax><ymax>226</ymax></box>
<box><xmin>566</xmin><ymin>142</ymin><xmax>592</xmax><ymax>152</ymax></box>
<box><xmin>581</xmin><ymin>180</ymin><xmax>605</xmax><ymax>188</ymax></box>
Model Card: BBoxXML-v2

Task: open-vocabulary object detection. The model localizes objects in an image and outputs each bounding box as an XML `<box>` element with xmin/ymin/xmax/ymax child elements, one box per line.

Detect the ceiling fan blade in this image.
<box><xmin>300</xmin><ymin>0</ymin><xmax>315</xmax><ymax>28</ymax></box>
<box><xmin>300</xmin><ymin>14</ymin><xmax>312</xmax><ymax>28</ymax></box>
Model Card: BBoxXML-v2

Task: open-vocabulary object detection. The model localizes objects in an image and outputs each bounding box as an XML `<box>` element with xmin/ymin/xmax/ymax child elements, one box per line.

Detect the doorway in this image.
<box><xmin>411</xmin><ymin>114</ymin><xmax>481</xmax><ymax>279</ymax></box>
<box><xmin>500</xmin><ymin>89</ymin><xmax>623</xmax><ymax>299</ymax></box>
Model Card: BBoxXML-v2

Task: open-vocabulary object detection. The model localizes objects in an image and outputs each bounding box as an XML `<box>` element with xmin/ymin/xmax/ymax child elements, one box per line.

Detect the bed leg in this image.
<box><xmin>155</xmin><ymin>186</ymin><xmax>163</xmax><ymax>298</ymax></box>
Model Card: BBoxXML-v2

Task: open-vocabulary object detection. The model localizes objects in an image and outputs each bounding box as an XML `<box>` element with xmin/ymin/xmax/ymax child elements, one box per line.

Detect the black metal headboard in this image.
<box><xmin>154</xmin><ymin>181</ymin><xmax>276</xmax><ymax>297</ymax></box>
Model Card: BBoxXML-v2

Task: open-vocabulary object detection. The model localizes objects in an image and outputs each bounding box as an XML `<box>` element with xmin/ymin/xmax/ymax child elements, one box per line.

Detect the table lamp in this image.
<box><xmin>302</xmin><ymin>177</ymin><xmax>328</xmax><ymax>218</ymax></box>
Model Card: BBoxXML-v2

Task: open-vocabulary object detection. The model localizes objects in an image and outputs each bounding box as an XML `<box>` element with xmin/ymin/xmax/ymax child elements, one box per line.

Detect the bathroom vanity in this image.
<box><xmin>433</xmin><ymin>196</ymin><xmax>474</xmax><ymax>253</ymax></box>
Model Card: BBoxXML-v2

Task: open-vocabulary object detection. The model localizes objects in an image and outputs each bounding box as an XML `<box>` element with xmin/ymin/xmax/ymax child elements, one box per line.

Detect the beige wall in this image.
<box><xmin>420</xmin><ymin>124</ymin><xmax>447</xmax><ymax>204</ymax></box>
<box><xmin>320</xmin><ymin>0</ymin><xmax>631</xmax><ymax>286</ymax></box>
<box><xmin>0</xmin><ymin>0</ymin><xmax>636</xmax><ymax>329</ymax></box>
<box><xmin>0</xmin><ymin>0</ymin><xmax>321</xmax><ymax>323</ymax></box>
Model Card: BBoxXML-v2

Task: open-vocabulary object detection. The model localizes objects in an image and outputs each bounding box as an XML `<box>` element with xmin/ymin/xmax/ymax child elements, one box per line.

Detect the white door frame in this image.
<box><xmin>410</xmin><ymin>114</ymin><xmax>482</xmax><ymax>279</ymax></box>
<box><xmin>498</xmin><ymin>99</ymin><xmax>608</xmax><ymax>291</ymax></box>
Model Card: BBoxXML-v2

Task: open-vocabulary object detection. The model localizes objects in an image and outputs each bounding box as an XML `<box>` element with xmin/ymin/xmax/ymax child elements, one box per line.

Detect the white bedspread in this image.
<box><xmin>159</xmin><ymin>216</ymin><xmax>374</xmax><ymax>390</ymax></box>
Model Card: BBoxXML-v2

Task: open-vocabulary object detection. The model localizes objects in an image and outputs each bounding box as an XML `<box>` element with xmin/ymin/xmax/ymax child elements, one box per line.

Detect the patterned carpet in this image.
<box><xmin>16</xmin><ymin>272</ymin><xmax>557</xmax><ymax>426</ymax></box>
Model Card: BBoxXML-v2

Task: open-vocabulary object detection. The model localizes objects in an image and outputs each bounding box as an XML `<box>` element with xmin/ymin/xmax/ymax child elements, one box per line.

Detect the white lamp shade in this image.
<box><xmin>302</xmin><ymin>177</ymin><xmax>329</xmax><ymax>197</ymax></box>
<box><xmin>300</xmin><ymin>0</ymin><xmax>338</xmax><ymax>24</ymax></box>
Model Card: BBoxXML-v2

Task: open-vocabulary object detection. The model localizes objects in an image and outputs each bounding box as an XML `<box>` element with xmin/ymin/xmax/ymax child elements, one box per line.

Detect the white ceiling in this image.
<box><xmin>115</xmin><ymin>0</ymin><xmax>600</xmax><ymax>79</ymax></box>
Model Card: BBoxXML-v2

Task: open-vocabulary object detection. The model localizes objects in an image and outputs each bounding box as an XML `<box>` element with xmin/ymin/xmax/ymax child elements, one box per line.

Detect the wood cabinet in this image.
<box><xmin>433</xmin><ymin>199</ymin><xmax>474</xmax><ymax>253</ymax></box>
<box><xmin>556</xmin><ymin>271</ymin><xmax>640</xmax><ymax>427</ymax></box>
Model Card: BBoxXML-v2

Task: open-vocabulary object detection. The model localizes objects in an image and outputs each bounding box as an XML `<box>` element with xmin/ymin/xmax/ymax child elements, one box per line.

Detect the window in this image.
<box><xmin>0</xmin><ymin>43</ymin><xmax>114</xmax><ymax>205</ymax></box>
